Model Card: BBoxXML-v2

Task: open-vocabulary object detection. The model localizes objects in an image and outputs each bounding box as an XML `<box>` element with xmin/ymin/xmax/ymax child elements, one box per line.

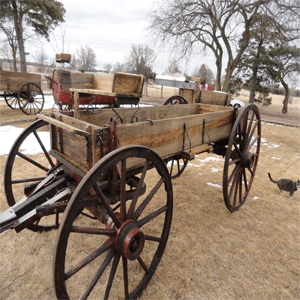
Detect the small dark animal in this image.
<box><xmin>268</xmin><ymin>173</ymin><xmax>300</xmax><ymax>198</ymax></box>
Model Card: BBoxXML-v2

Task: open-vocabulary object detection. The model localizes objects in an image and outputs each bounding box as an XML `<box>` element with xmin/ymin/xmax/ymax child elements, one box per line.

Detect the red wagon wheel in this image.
<box><xmin>223</xmin><ymin>104</ymin><xmax>261</xmax><ymax>212</ymax></box>
<box><xmin>54</xmin><ymin>145</ymin><xmax>173</xmax><ymax>299</ymax></box>
<box><xmin>4</xmin><ymin>119</ymin><xmax>59</xmax><ymax>231</ymax></box>
<box><xmin>18</xmin><ymin>82</ymin><xmax>45</xmax><ymax>115</ymax></box>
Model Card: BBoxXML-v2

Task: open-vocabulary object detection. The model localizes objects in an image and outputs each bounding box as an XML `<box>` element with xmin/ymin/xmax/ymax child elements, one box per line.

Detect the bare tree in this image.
<box><xmin>103</xmin><ymin>63</ymin><xmax>112</xmax><ymax>73</ymax></box>
<box><xmin>73</xmin><ymin>45</ymin><xmax>97</xmax><ymax>71</ymax></box>
<box><xmin>32</xmin><ymin>47</ymin><xmax>49</xmax><ymax>73</ymax></box>
<box><xmin>0</xmin><ymin>17</ymin><xmax>18</xmax><ymax>71</ymax></box>
<box><xmin>149</xmin><ymin>0</ymin><xmax>300</xmax><ymax>92</ymax></box>
<box><xmin>113</xmin><ymin>62</ymin><xmax>125</xmax><ymax>73</ymax></box>
<box><xmin>125</xmin><ymin>44</ymin><xmax>156</xmax><ymax>80</ymax></box>
<box><xmin>193</xmin><ymin>64</ymin><xmax>214</xmax><ymax>84</ymax></box>
<box><xmin>165</xmin><ymin>57</ymin><xmax>181</xmax><ymax>74</ymax></box>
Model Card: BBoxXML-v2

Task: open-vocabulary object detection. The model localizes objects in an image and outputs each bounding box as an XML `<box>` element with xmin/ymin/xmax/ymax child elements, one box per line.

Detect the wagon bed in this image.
<box><xmin>38</xmin><ymin>103</ymin><xmax>234</xmax><ymax>175</ymax></box>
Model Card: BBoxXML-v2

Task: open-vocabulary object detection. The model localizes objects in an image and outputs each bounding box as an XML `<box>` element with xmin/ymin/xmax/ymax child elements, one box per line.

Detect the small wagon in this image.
<box><xmin>0</xmin><ymin>70</ymin><xmax>45</xmax><ymax>115</ymax></box>
<box><xmin>46</xmin><ymin>69</ymin><xmax>144</xmax><ymax>111</ymax></box>
<box><xmin>0</xmin><ymin>89</ymin><xmax>261</xmax><ymax>298</ymax></box>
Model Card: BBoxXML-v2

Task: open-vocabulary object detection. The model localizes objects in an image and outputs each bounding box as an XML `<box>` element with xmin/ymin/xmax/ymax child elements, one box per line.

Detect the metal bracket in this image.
<box><xmin>183</xmin><ymin>123</ymin><xmax>192</xmax><ymax>152</ymax></box>
<box><xmin>111</xmin><ymin>107</ymin><xmax>123</xmax><ymax>124</ymax></box>
<box><xmin>202</xmin><ymin>119</ymin><xmax>211</xmax><ymax>145</ymax></box>
<box><xmin>131</xmin><ymin>105</ymin><xmax>140</xmax><ymax>123</ymax></box>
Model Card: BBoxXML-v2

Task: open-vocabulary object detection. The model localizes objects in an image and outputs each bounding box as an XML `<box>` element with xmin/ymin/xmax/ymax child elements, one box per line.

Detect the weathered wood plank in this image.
<box><xmin>0</xmin><ymin>71</ymin><xmax>41</xmax><ymax>91</ymax></box>
<box><xmin>112</xmin><ymin>72</ymin><xmax>144</xmax><ymax>95</ymax></box>
<box><xmin>37</xmin><ymin>114</ymin><xmax>92</xmax><ymax>138</ymax></box>
<box><xmin>115</xmin><ymin>109</ymin><xmax>233</xmax><ymax>160</ymax></box>
<box><xmin>200</xmin><ymin>90</ymin><xmax>230</xmax><ymax>106</ymax></box>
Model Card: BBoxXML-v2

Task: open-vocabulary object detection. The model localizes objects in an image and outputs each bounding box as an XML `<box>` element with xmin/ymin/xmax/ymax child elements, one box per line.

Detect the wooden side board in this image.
<box><xmin>0</xmin><ymin>71</ymin><xmax>41</xmax><ymax>91</ymax></box>
<box><xmin>41</xmin><ymin>104</ymin><xmax>234</xmax><ymax>175</ymax></box>
<box><xmin>115</xmin><ymin>109</ymin><xmax>233</xmax><ymax>160</ymax></box>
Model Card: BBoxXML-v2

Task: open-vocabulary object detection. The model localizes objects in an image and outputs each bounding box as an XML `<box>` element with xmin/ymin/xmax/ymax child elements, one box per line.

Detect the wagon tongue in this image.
<box><xmin>0</xmin><ymin>173</ymin><xmax>71</xmax><ymax>234</ymax></box>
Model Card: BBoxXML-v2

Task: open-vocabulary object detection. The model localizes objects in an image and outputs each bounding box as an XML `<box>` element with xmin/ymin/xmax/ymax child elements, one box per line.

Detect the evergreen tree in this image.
<box><xmin>0</xmin><ymin>0</ymin><xmax>65</xmax><ymax>72</ymax></box>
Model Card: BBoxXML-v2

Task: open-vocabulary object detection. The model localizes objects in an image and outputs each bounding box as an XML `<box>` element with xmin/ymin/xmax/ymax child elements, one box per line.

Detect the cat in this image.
<box><xmin>268</xmin><ymin>173</ymin><xmax>300</xmax><ymax>198</ymax></box>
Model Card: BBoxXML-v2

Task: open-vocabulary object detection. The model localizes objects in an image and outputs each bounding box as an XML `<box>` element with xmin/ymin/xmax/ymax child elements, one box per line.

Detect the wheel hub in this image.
<box><xmin>241</xmin><ymin>151</ymin><xmax>254</xmax><ymax>168</ymax></box>
<box><xmin>115</xmin><ymin>220</ymin><xmax>145</xmax><ymax>261</ymax></box>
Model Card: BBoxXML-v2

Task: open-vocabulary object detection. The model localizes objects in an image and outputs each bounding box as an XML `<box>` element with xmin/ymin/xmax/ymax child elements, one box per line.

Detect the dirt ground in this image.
<box><xmin>0</xmin><ymin>96</ymin><xmax>299</xmax><ymax>300</ymax></box>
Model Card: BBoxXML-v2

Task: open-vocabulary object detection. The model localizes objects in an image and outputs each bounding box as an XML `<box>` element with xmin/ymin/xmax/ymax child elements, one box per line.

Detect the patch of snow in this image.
<box><xmin>0</xmin><ymin>125</ymin><xmax>50</xmax><ymax>156</ymax></box>
<box><xmin>271</xmin><ymin>157</ymin><xmax>281</xmax><ymax>160</ymax></box>
<box><xmin>198</xmin><ymin>156</ymin><xmax>223</xmax><ymax>163</ymax></box>
<box><xmin>253</xmin><ymin>196</ymin><xmax>259</xmax><ymax>201</ymax></box>
<box><xmin>268</xmin><ymin>143</ymin><xmax>280</xmax><ymax>149</ymax></box>
<box><xmin>211</xmin><ymin>168</ymin><xmax>221</xmax><ymax>172</ymax></box>
<box><xmin>207</xmin><ymin>182</ymin><xmax>222</xmax><ymax>189</ymax></box>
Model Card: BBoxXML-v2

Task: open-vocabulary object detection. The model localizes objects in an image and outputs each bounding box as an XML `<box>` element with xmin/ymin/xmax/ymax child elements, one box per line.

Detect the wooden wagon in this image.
<box><xmin>0</xmin><ymin>100</ymin><xmax>261</xmax><ymax>299</ymax></box>
<box><xmin>0</xmin><ymin>70</ymin><xmax>45</xmax><ymax>115</ymax></box>
<box><xmin>46</xmin><ymin>69</ymin><xmax>144</xmax><ymax>111</ymax></box>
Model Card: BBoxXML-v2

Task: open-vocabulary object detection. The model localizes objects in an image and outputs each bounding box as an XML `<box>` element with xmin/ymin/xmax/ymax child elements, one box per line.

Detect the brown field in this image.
<box><xmin>0</xmin><ymin>88</ymin><xmax>299</xmax><ymax>299</ymax></box>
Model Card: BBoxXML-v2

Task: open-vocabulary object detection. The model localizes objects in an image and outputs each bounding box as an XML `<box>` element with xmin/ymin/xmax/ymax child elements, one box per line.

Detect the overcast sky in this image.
<box><xmin>38</xmin><ymin>0</ymin><xmax>215</xmax><ymax>75</ymax></box>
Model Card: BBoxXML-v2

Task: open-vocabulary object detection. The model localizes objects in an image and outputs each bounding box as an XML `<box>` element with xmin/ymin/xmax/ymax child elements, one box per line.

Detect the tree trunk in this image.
<box><xmin>12</xmin><ymin>2</ymin><xmax>26</xmax><ymax>72</ymax></box>
<box><xmin>281</xmin><ymin>78</ymin><xmax>289</xmax><ymax>114</ymax></box>
<box><xmin>249</xmin><ymin>63</ymin><xmax>258</xmax><ymax>103</ymax></box>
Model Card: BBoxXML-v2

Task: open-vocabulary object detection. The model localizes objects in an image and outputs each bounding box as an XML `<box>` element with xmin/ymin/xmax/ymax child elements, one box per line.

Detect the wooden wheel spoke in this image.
<box><xmin>228</xmin><ymin>164</ymin><xmax>240</xmax><ymax>184</ymax></box>
<box><xmin>128</xmin><ymin>160</ymin><xmax>150</xmax><ymax>219</ymax></box>
<box><xmin>145</xmin><ymin>234</ymin><xmax>163</xmax><ymax>242</ymax></box>
<box><xmin>229</xmin><ymin>168</ymin><xmax>240</xmax><ymax>203</ymax></box>
<box><xmin>16</xmin><ymin>151</ymin><xmax>49</xmax><ymax>171</ymax></box>
<box><xmin>247</xmin><ymin>135</ymin><xmax>259</xmax><ymax>151</ymax></box>
<box><xmin>80</xmin><ymin>248</ymin><xmax>115</xmax><ymax>300</ymax></box>
<box><xmin>245</xmin><ymin>120</ymin><xmax>259</xmax><ymax>148</ymax></box>
<box><xmin>65</xmin><ymin>239</ymin><xmax>114</xmax><ymax>281</ymax></box>
<box><xmin>104</xmin><ymin>253</ymin><xmax>121</xmax><ymax>299</ymax></box>
<box><xmin>120</xmin><ymin>159</ymin><xmax>127</xmax><ymax>221</ymax></box>
<box><xmin>137</xmin><ymin>205</ymin><xmax>168</xmax><ymax>228</ymax></box>
<box><xmin>33</xmin><ymin>130</ymin><xmax>55</xmax><ymax>167</ymax></box>
<box><xmin>243</xmin><ymin>169</ymin><xmax>248</xmax><ymax>192</ymax></box>
<box><xmin>133</xmin><ymin>177</ymin><xmax>165</xmax><ymax>221</ymax></box>
<box><xmin>93</xmin><ymin>183</ymin><xmax>122</xmax><ymax>228</ymax></box>
<box><xmin>239</xmin><ymin>172</ymin><xmax>243</xmax><ymax>203</ymax></box>
<box><xmin>228</xmin><ymin>157</ymin><xmax>241</xmax><ymax>166</ymax></box>
<box><xmin>70</xmin><ymin>226</ymin><xmax>116</xmax><ymax>236</ymax></box>
<box><xmin>122</xmin><ymin>255</ymin><xmax>129</xmax><ymax>299</ymax></box>
<box><xmin>232</xmin><ymin>139</ymin><xmax>243</xmax><ymax>157</ymax></box>
<box><xmin>169</xmin><ymin>159</ymin><xmax>174</xmax><ymax>175</ymax></box>
<box><xmin>138</xmin><ymin>256</ymin><xmax>149</xmax><ymax>274</ymax></box>
<box><xmin>247</xmin><ymin>166</ymin><xmax>254</xmax><ymax>176</ymax></box>
<box><xmin>232</xmin><ymin>169</ymin><xmax>242</xmax><ymax>207</ymax></box>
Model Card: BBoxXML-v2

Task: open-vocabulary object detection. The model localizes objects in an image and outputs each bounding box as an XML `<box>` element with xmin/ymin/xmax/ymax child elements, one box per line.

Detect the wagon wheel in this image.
<box><xmin>223</xmin><ymin>104</ymin><xmax>261</xmax><ymax>212</ymax></box>
<box><xmin>163</xmin><ymin>95</ymin><xmax>188</xmax><ymax>105</ymax></box>
<box><xmin>54</xmin><ymin>145</ymin><xmax>173</xmax><ymax>299</ymax></box>
<box><xmin>165</xmin><ymin>154</ymin><xmax>188</xmax><ymax>179</ymax></box>
<box><xmin>4</xmin><ymin>119</ymin><xmax>59</xmax><ymax>231</ymax></box>
<box><xmin>4</xmin><ymin>92</ymin><xmax>19</xmax><ymax>109</ymax></box>
<box><xmin>17</xmin><ymin>82</ymin><xmax>45</xmax><ymax>115</ymax></box>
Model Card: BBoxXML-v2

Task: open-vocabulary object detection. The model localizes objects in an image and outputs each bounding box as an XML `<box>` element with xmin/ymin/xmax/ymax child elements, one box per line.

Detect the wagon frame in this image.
<box><xmin>0</xmin><ymin>96</ymin><xmax>261</xmax><ymax>299</ymax></box>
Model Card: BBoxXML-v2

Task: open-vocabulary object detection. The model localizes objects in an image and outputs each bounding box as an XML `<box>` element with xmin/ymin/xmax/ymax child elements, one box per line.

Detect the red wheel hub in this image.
<box><xmin>115</xmin><ymin>220</ymin><xmax>145</xmax><ymax>261</ymax></box>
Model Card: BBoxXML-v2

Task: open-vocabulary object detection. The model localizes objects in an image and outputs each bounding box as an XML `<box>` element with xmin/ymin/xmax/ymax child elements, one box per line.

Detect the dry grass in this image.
<box><xmin>234</xmin><ymin>90</ymin><xmax>300</xmax><ymax>118</ymax></box>
<box><xmin>0</xmin><ymin>107</ymin><xmax>299</xmax><ymax>299</ymax></box>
